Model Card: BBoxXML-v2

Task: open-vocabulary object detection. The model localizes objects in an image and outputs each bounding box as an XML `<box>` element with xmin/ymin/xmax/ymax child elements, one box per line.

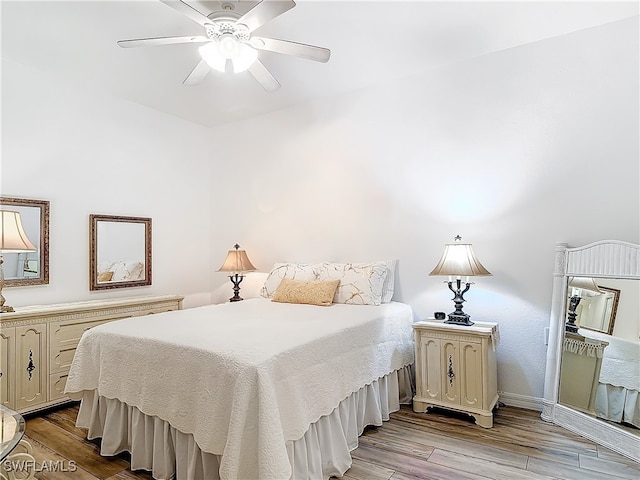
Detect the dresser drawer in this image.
<box><xmin>49</xmin><ymin>372</ymin><xmax>69</xmax><ymax>402</ymax></box>
<box><xmin>49</xmin><ymin>316</ymin><xmax>128</xmax><ymax>373</ymax></box>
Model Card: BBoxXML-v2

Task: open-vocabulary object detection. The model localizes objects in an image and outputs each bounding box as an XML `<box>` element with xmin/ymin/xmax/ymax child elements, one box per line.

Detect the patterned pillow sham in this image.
<box><xmin>318</xmin><ymin>262</ymin><xmax>388</xmax><ymax>306</ymax></box>
<box><xmin>260</xmin><ymin>263</ymin><xmax>322</xmax><ymax>298</ymax></box>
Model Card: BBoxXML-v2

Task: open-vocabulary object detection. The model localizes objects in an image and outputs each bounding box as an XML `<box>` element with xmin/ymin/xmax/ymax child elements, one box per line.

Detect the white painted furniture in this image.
<box><xmin>0</xmin><ymin>295</ymin><xmax>183</xmax><ymax>414</ymax></box>
<box><xmin>542</xmin><ymin>240</ymin><xmax>639</xmax><ymax>463</ymax></box>
<box><xmin>412</xmin><ymin>319</ymin><xmax>499</xmax><ymax>428</ymax></box>
<box><xmin>558</xmin><ymin>332</ymin><xmax>608</xmax><ymax>416</ymax></box>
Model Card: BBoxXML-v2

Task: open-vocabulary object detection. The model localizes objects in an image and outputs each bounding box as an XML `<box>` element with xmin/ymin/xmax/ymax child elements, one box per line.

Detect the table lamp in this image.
<box><xmin>429</xmin><ymin>235</ymin><xmax>492</xmax><ymax>326</ymax></box>
<box><xmin>218</xmin><ymin>244</ymin><xmax>257</xmax><ymax>302</ymax></box>
<box><xmin>0</xmin><ymin>210</ymin><xmax>37</xmax><ymax>313</ymax></box>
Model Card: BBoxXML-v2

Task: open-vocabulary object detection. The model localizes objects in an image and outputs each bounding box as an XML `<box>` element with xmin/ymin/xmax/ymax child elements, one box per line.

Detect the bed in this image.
<box><xmin>65</xmin><ymin>262</ymin><xmax>414</xmax><ymax>480</ymax></box>
<box><xmin>581</xmin><ymin>329</ymin><xmax>640</xmax><ymax>428</ymax></box>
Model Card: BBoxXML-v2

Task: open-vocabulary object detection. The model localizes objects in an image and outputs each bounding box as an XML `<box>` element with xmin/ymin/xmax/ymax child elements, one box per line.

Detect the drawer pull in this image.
<box><xmin>447</xmin><ymin>354</ymin><xmax>455</xmax><ymax>386</ymax></box>
<box><xmin>27</xmin><ymin>349</ymin><xmax>36</xmax><ymax>381</ymax></box>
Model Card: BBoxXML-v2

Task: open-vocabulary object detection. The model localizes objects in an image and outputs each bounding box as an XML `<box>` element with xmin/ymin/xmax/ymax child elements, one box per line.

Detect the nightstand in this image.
<box><xmin>412</xmin><ymin>319</ymin><xmax>499</xmax><ymax>428</ymax></box>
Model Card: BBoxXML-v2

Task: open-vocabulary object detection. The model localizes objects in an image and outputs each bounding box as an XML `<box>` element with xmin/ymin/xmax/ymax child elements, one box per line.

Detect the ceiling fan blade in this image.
<box><xmin>236</xmin><ymin>0</ymin><xmax>296</xmax><ymax>33</ymax></box>
<box><xmin>118</xmin><ymin>36</ymin><xmax>209</xmax><ymax>48</ymax></box>
<box><xmin>159</xmin><ymin>0</ymin><xmax>211</xmax><ymax>27</ymax></box>
<box><xmin>251</xmin><ymin>37</ymin><xmax>330</xmax><ymax>63</ymax></box>
<box><xmin>248</xmin><ymin>60</ymin><xmax>281</xmax><ymax>92</ymax></box>
<box><xmin>183</xmin><ymin>59</ymin><xmax>210</xmax><ymax>86</ymax></box>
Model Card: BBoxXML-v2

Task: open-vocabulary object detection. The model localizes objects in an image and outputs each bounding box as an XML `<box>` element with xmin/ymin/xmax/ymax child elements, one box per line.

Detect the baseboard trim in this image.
<box><xmin>498</xmin><ymin>392</ymin><xmax>543</xmax><ymax>412</ymax></box>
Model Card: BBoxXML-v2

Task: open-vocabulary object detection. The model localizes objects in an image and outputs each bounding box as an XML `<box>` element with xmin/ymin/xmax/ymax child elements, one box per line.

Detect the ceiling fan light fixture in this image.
<box><xmin>231</xmin><ymin>43</ymin><xmax>258</xmax><ymax>73</ymax></box>
<box><xmin>199</xmin><ymin>37</ymin><xmax>257</xmax><ymax>74</ymax></box>
<box><xmin>199</xmin><ymin>42</ymin><xmax>227</xmax><ymax>72</ymax></box>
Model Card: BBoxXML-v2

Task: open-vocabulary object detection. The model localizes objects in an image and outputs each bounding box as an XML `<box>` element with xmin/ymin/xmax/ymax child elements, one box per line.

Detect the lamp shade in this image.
<box><xmin>217</xmin><ymin>244</ymin><xmax>257</xmax><ymax>274</ymax></box>
<box><xmin>569</xmin><ymin>276</ymin><xmax>601</xmax><ymax>293</ymax></box>
<box><xmin>0</xmin><ymin>210</ymin><xmax>37</xmax><ymax>253</ymax></box>
<box><xmin>429</xmin><ymin>240</ymin><xmax>491</xmax><ymax>277</ymax></box>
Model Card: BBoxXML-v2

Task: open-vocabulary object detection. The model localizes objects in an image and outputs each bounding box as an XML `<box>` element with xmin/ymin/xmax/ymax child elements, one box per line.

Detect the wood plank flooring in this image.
<box><xmin>20</xmin><ymin>403</ymin><xmax>639</xmax><ymax>479</ymax></box>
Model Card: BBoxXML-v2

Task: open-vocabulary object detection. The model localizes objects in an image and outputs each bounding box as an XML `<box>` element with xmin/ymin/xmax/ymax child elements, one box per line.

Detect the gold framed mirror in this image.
<box><xmin>89</xmin><ymin>214</ymin><xmax>152</xmax><ymax>291</ymax></box>
<box><xmin>0</xmin><ymin>197</ymin><xmax>50</xmax><ymax>287</ymax></box>
<box><xmin>570</xmin><ymin>284</ymin><xmax>620</xmax><ymax>335</ymax></box>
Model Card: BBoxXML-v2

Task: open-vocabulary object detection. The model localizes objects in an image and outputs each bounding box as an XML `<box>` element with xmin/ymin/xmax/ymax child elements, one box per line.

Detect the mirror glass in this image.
<box><xmin>89</xmin><ymin>214</ymin><xmax>151</xmax><ymax>291</ymax></box>
<box><xmin>559</xmin><ymin>278</ymin><xmax>639</xmax><ymax>435</ymax></box>
<box><xmin>0</xmin><ymin>197</ymin><xmax>50</xmax><ymax>287</ymax></box>
<box><xmin>568</xmin><ymin>277</ymin><xmax>620</xmax><ymax>335</ymax></box>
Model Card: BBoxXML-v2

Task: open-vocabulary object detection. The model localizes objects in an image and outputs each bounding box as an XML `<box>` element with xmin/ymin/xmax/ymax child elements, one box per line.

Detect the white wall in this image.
<box><xmin>207</xmin><ymin>18</ymin><xmax>639</xmax><ymax>400</ymax></box>
<box><xmin>606</xmin><ymin>278</ymin><xmax>640</xmax><ymax>341</ymax></box>
<box><xmin>2</xmin><ymin>14</ymin><xmax>637</xmax><ymax>403</ymax></box>
<box><xmin>1</xmin><ymin>58</ymin><xmax>215</xmax><ymax>308</ymax></box>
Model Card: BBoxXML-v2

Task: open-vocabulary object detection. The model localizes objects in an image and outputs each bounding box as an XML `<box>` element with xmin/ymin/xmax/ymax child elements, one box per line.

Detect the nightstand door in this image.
<box><xmin>441</xmin><ymin>339</ymin><xmax>460</xmax><ymax>404</ymax></box>
<box><xmin>459</xmin><ymin>340</ymin><xmax>483</xmax><ymax>409</ymax></box>
<box><xmin>417</xmin><ymin>335</ymin><xmax>442</xmax><ymax>401</ymax></box>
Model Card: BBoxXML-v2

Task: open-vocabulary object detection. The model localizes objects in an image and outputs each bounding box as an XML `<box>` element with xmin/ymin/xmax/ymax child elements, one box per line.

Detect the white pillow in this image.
<box><xmin>260</xmin><ymin>263</ymin><xmax>322</xmax><ymax>298</ymax></box>
<box><xmin>97</xmin><ymin>260</ymin><xmax>115</xmax><ymax>274</ymax></box>
<box><xmin>318</xmin><ymin>262</ymin><xmax>388</xmax><ymax>306</ymax></box>
<box><xmin>110</xmin><ymin>261</ymin><xmax>144</xmax><ymax>282</ymax></box>
<box><xmin>381</xmin><ymin>260</ymin><xmax>398</xmax><ymax>303</ymax></box>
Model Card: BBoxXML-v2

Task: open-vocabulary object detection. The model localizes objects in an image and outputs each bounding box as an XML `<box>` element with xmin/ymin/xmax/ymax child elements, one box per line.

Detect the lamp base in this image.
<box><xmin>0</xmin><ymin>306</ymin><xmax>15</xmax><ymax>313</ymax></box>
<box><xmin>228</xmin><ymin>273</ymin><xmax>245</xmax><ymax>303</ymax></box>
<box><xmin>445</xmin><ymin>313</ymin><xmax>474</xmax><ymax>326</ymax></box>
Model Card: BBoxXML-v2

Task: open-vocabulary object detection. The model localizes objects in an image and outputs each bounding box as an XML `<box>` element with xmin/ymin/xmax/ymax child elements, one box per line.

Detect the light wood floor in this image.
<box><xmin>21</xmin><ymin>403</ymin><xmax>640</xmax><ymax>480</ymax></box>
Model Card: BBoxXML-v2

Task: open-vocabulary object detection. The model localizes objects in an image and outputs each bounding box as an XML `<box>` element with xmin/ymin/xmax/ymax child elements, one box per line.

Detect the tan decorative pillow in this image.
<box><xmin>271</xmin><ymin>279</ymin><xmax>340</xmax><ymax>306</ymax></box>
<box><xmin>97</xmin><ymin>271</ymin><xmax>114</xmax><ymax>283</ymax></box>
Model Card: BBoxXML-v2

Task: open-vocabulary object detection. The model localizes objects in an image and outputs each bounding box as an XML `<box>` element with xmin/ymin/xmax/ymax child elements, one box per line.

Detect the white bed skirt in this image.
<box><xmin>595</xmin><ymin>383</ymin><xmax>640</xmax><ymax>428</ymax></box>
<box><xmin>75</xmin><ymin>365</ymin><xmax>414</xmax><ymax>480</ymax></box>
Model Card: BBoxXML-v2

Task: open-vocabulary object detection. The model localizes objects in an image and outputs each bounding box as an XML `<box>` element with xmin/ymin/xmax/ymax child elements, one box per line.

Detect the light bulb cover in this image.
<box><xmin>199</xmin><ymin>37</ymin><xmax>258</xmax><ymax>74</ymax></box>
<box><xmin>199</xmin><ymin>42</ymin><xmax>227</xmax><ymax>72</ymax></box>
<box><xmin>232</xmin><ymin>43</ymin><xmax>258</xmax><ymax>73</ymax></box>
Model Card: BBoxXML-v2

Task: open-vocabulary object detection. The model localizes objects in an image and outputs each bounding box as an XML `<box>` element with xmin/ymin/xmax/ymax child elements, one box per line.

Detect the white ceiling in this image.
<box><xmin>2</xmin><ymin>1</ymin><xmax>638</xmax><ymax>128</ymax></box>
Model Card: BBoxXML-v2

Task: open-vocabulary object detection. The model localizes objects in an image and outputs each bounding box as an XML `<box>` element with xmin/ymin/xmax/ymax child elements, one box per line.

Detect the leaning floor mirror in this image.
<box><xmin>542</xmin><ymin>240</ymin><xmax>639</xmax><ymax>462</ymax></box>
<box><xmin>0</xmin><ymin>197</ymin><xmax>50</xmax><ymax>287</ymax></box>
<box><xmin>89</xmin><ymin>214</ymin><xmax>152</xmax><ymax>291</ymax></box>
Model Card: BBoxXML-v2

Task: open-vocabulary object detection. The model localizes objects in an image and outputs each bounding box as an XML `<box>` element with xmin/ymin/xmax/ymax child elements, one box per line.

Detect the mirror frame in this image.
<box><xmin>542</xmin><ymin>240</ymin><xmax>639</xmax><ymax>462</ymax></box>
<box><xmin>89</xmin><ymin>214</ymin><xmax>152</xmax><ymax>291</ymax></box>
<box><xmin>0</xmin><ymin>197</ymin><xmax>50</xmax><ymax>287</ymax></box>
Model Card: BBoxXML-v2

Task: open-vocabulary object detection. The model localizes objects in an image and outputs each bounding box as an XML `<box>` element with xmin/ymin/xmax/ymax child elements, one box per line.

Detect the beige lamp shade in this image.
<box><xmin>217</xmin><ymin>245</ymin><xmax>257</xmax><ymax>274</ymax></box>
<box><xmin>569</xmin><ymin>276</ymin><xmax>601</xmax><ymax>293</ymax></box>
<box><xmin>0</xmin><ymin>210</ymin><xmax>37</xmax><ymax>253</ymax></box>
<box><xmin>429</xmin><ymin>240</ymin><xmax>491</xmax><ymax>277</ymax></box>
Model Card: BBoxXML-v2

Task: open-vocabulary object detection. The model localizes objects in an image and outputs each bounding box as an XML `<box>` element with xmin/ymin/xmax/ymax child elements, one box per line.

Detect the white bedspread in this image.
<box><xmin>579</xmin><ymin>328</ymin><xmax>640</xmax><ymax>391</ymax></box>
<box><xmin>65</xmin><ymin>299</ymin><xmax>414</xmax><ymax>480</ymax></box>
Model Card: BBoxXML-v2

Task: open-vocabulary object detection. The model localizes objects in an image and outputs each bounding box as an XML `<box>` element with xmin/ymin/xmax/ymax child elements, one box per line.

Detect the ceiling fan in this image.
<box><xmin>117</xmin><ymin>0</ymin><xmax>330</xmax><ymax>92</ymax></box>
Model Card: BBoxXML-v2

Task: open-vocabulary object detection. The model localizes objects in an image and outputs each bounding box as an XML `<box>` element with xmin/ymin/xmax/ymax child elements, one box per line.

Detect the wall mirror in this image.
<box><xmin>89</xmin><ymin>214</ymin><xmax>151</xmax><ymax>291</ymax></box>
<box><xmin>0</xmin><ymin>197</ymin><xmax>50</xmax><ymax>287</ymax></box>
<box><xmin>543</xmin><ymin>240</ymin><xmax>640</xmax><ymax>463</ymax></box>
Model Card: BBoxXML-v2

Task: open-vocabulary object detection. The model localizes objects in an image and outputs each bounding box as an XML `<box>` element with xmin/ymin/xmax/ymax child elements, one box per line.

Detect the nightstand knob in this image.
<box><xmin>447</xmin><ymin>354</ymin><xmax>455</xmax><ymax>386</ymax></box>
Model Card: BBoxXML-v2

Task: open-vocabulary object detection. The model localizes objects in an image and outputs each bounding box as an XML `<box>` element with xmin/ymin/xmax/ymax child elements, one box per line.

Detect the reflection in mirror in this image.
<box><xmin>559</xmin><ymin>278</ymin><xmax>639</xmax><ymax>435</ymax></box>
<box><xmin>567</xmin><ymin>277</ymin><xmax>620</xmax><ymax>335</ymax></box>
<box><xmin>0</xmin><ymin>197</ymin><xmax>49</xmax><ymax>287</ymax></box>
<box><xmin>89</xmin><ymin>214</ymin><xmax>151</xmax><ymax>291</ymax></box>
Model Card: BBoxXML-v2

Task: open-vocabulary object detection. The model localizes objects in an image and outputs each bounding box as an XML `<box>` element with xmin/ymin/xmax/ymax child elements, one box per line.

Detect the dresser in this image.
<box><xmin>0</xmin><ymin>295</ymin><xmax>183</xmax><ymax>414</ymax></box>
<box><xmin>412</xmin><ymin>319</ymin><xmax>499</xmax><ymax>428</ymax></box>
